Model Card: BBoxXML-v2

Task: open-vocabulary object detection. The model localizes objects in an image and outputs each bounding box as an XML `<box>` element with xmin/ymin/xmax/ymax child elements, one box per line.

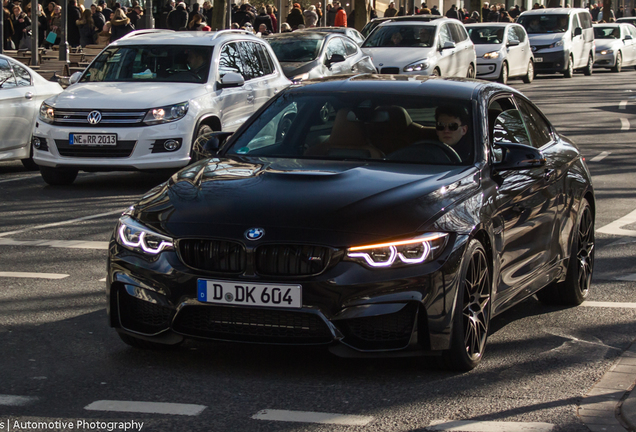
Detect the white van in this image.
<box><xmin>517</xmin><ymin>8</ymin><xmax>595</xmax><ymax>78</ymax></box>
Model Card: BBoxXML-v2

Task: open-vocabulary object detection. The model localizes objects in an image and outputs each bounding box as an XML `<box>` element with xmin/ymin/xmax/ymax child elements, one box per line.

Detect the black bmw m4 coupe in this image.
<box><xmin>107</xmin><ymin>75</ymin><xmax>595</xmax><ymax>371</ymax></box>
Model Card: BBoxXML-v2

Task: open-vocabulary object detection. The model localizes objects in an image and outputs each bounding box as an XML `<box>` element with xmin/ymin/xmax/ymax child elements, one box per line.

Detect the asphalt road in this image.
<box><xmin>1</xmin><ymin>68</ymin><xmax>636</xmax><ymax>432</ymax></box>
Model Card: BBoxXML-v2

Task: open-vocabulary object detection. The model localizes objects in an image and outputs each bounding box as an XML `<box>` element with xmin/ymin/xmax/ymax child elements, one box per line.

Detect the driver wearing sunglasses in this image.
<box><xmin>434</xmin><ymin>105</ymin><xmax>472</xmax><ymax>162</ymax></box>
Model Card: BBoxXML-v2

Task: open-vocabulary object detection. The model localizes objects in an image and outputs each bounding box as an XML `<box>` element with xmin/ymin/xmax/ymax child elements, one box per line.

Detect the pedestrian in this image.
<box><xmin>48</xmin><ymin>4</ymin><xmax>62</xmax><ymax>45</ymax></box>
<box><xmin>76</xmin><ymin>8</ymin><xmax>96</xmax><ymax>47</ymax></box>
<box><xmin>326</xmin><ymin>2</ymin><xmax>337</xmax><ymax>25</ymax></box>
<box><xmin>35</xmin><ymin>4</ymin><xmax>49</xmax><ymax>47</ymax></box>
<box><xmin>384</xmin><ymin>1</ymin><xmax>397</xmax><ymax>16</ymax></box>
<box><xmin>315</xmin><ymin>2</ymin><xmax>322</xmax><ymax>25</ymax></box>
<box><xmin>509</xmin><ymin>5</ymin><xmax>520</xmax><ymax>19</ymax></box>
<box><xmin>445</xmin><ymin>4</ymin><xmax>459</xmax><ymax>19</ymax></box>
<box><xmin>202</xmin><ymin>1</ymin><xmax>213</xmax><ymax>27</ymax></box>
<box><xmin>257</xmin><ymin>22</ymin><xmax>270</xmax><ymax>35</ymax></box>
<box><xmin>286</xmin><ymin>3</ymin><xmax>304</xmax><ymax>29</ymax></box>
<box><xmin>187</xmin><ymin>13</ymin><xmax>210</xmax><ymax>30</ymax></box>
<box><xmin>46</xmin><ymin>1</ymin><xmax>56</xmax><ymax>20</ymax></box>
<box><xmin>430</xmin><ymin>4</ymin><xmax>440</xmax><ymax>15</ymax></box>
<box><xmin>98</xmin><ymin>0</ymin><xmax>112</xmax><ymax>22</ymax></box>
<box><xmin>333</xmin><ymin>0</ymin><xmax>346</xmax><ymax>26</ymax></box>
<box><xmin>481</xmin><ymin>2</ymin><xmax>489</xmax><ymax>21</ymax></box>
<box><xmin>127</xmin><ymin>5</ymin><xmax>143</xmax><ymax>29</ymax></box>
<box><xmin>419</xmin><ymin>2</ymin><xmax>431</xmax><ymax>14</ymax></box>
<box><xmin>254</xmin><ymin>6</ymin><xmax>273</xmax><ymax>32</ymax></box>
<box><xmin>280</xmin><ymin>21</ymin><xmax>291</xmax><ymax>31</ymax></box>
<box><xmin>166</xmin><ymin>1</ymin><xmax>188</xmax><ymax>30</ymax></box>
<box><xmin>92</xmin><ymin>4</ymin><xmax>106</xmax><ymax>32</ymax></box>
<box><xmin>66</xmin><ymin>0</ymin><xmax>83</xmax><ymax>47</ymax></box>
<box><xmin>267</xmin><ymin>5</ymin><xmax>277</xmax><ymax>32</ymax></box>
<box><xmin>464</xmin><ymin>10</ymin><xmax>479</xmax><ymax>23</ymax></box>
<box><xmin>10</xmin><ymin>5</ymin><xmax>30</xmax><ymax>49</ymax></box>
<box><xmin>110</xmin><ymin>7</ymin><xmax>134</xmax><ymax>40</ymax></box>
<box><xmin>303</xmin><ymin>5</ymin><xmax>318</xmax><ymax>27</ymax></box>
<box><xmin>3</xmin><ymin>7</ymin><xmax>15</xmax><ymax>50</ymax></box>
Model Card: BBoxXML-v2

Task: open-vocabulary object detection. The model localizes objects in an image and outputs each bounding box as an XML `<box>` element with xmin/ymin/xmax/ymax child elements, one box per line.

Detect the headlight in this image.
<box><xmin>403</xmin><ymin>59</ymin><xmax>429</xmax><ymax>72</ymax></box>
<box><xmin>600</xmin><ymin>49</ymin><xmax>613</xmax><ymax>55</ymax></box>
<box><xmin>549</xmin><ymin>40</ymin><xmax>564</xmax><ymax>48</ymax></box>
<box><xmin>482</xmin><ymin>51</ymin><xmax>500</xmax><ymax>59</ymax></box>
<box><xmin>346</xmin><ymin>233</ymin><xmax>449</xmax><ymax>268</ymax></box>
<box><xmin>143</xmin><ymin>102</ymin><xmax>189</xmax><ymax>125</ymax></box>
<box><xmin>39</xmin><ymin>102</ymin><xmax>55</xmax><ymax>124</ymax></box>
<box><xmin>292</xmin><ymin>73</ymin><xmax>309</xmax><ymax>82</ymax></box>
<box><xmin>116</xmin><ymin>215</ymin><xmax>174</xmax><ymax>255</ymax></box>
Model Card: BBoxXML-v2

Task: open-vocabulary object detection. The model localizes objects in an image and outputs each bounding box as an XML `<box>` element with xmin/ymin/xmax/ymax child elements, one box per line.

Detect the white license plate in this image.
<box><xmin>534</xmin><ymin>57</ymin><xmax>543</xmax><ymax>63</ymax></box>
<box><xmin>197</xmin><ymin>279</ymin><xmax>302</xmax><ymax>309</ymax></box>
<box><xmin>69</xmin><ymin>133</ymin><xmax>117</xmax><ymax>146</ymax></box>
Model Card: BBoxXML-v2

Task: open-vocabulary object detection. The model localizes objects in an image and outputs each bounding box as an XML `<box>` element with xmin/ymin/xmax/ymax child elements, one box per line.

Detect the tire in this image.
<box><xmin>431</xmin><ymin>68</ymin><xmax>441</xmax><ymax>77</ymax></box>
<box><xmin>441</xmin><ymin>239</ymin><xmax>491</xmax><ymax>372</ymax></box>
<box><xmin>522</xmin><ymin>60</ymin><xmax>534</xmax><ymax>84</ymax></box>
<box><xmin>563</xmin><ymin>56</ymin><xmax>574</xmax><ymax>78</ymax></box>
<box><xmin>497</xmin><ymin>62</ymin><xmax>508</xmax><ymax>85</ymax></box>
<box><xmin>582</xmin><ymin>54</ymin><xmax>593</xmax><ymax>76</ymax></box>
<box><xmin>21</xmin><ymin>157</ymin><xmax>39</xmax><ymax>171</ymax></box>
<box><xmin>190</xmin><ymin>124</ymin><xmax>214</xmax><ymax>164</ymax></box>
<box><xmin>118</xmin><ymin>332</ymin><xmax>183</xmax><ymax>350</ymax></box>
<box><xmin>612</xmin><ymin>51</ymin><xmax>622</xmax><ymax>73</ymax></box>
<box><xmin>466</xmin><ymin>64</ymin><xmax>475</xmax><ymax>79</ymax></box>
<box><xmin>39</xmin><ymin>166</ymin><xmax>78</xmax><ymax>186</ymax></box>
<box><xmin>536</xmin><ymin>199</ymin><xmax>594</xmax><ymax>306</ymax></box>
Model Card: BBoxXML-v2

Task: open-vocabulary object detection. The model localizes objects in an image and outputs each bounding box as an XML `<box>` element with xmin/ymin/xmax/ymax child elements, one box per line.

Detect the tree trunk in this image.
<box><xmin>354</xmin><ymin>0</ymin><xmax>368</xmax><ymax>31</ymax></box>
<box><xmin>212</xmin><ymin>0</ymin><xmax>226</xmax><ymax>30</ymax></box>
<box><xmin>603</xmin><ymin>0</ymin><xmax>612</xmax><ymax>21</ymax></box>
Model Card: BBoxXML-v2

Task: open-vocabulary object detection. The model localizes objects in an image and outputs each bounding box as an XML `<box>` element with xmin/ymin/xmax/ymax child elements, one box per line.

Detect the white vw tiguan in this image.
<box><xmin>33</xmin><ymin>30</ymin><xmax>291</xmax><ymax>185</ymax></box>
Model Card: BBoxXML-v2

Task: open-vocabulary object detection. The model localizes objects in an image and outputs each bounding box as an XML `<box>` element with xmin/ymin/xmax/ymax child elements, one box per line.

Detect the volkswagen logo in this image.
<box><xmin>87</xmin><ymin>110</ymin><xmax>102</xmax><ymax>125</ymax></box>
<box><xmin>245</xmin><ymin>228</ymin><xmax>265</xmax><ymax>241</ymax></box>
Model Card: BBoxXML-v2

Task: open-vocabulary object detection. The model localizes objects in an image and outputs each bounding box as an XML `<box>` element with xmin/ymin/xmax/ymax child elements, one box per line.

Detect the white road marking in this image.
<box><xmin>0</xmin><ymin>272</ymin><xmax>69</xmax><ymax>279</ymax></box>
<box><xmin>620</xmin><ymin>100</ymin><xmax>628</xmax><ymax>109</ymax></box>
<box><xmin>427</xmin><ymin>420</ymin><xmax>554</xmax><ymax>431</ymax></box>
<box><xmin>615</xmin><ymin>274</ymin><xmax>636</xmax><ymax>282</ymax></box>
<box><xmin>582</xmin><ymin>301</ymin><xmax>636</xmax><ymax>308</ymax></box>
<box><xmin>620</xmin><ymin>118</ymin><xmax>630</xmax><ymax>130</ymax></box>
<box><xmin>589</xmin><ymin>151</ymin><xmax>610</xmax><ymax>162</ymax></box>
<box><xmin>0</xmin><ymin>209</ymin><xmax>123</xmax><ymax>238</ymax></box>
<box><xmin>597</xmin><ymin>208</ymin><xmax>636</xmax><ymax>237</ymax></box>
<box><xmin>252</xmin><ymin>409</ymin><xmax>374</xmax><ymax>426</ymax></box>
<box><xmin>0</xmin><ymin>238</ymin><xmax>109</xmax><ymax>249</ymax></box>
<box><xmin>0</xmin><ymin>395</ymin><xmax>39</xmax><ymax>406</ymax></box>
<box><xmin>0</xmin><ymin>174</ymin><xmax>41</xmax><ymax>184</ymax></box>
<box><xmin>84</xmin><ymin>400</ymin><xmax>206</xmax><ymax>416</ymax></box>
<box><xmin>99</xmin><ymin>277</ymin><xmax>106</xmax><ymax>282</ymax></box>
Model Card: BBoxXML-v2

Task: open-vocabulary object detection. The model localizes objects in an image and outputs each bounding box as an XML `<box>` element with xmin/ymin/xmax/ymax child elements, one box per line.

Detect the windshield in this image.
<box><xmin>517</xmin><ymin>14</ymin><xmax>569</xmax><ymax>33</ymax></box>
<box><xmin>468</xmin><ymin>27</ymin><xmax>505</xmax><ymax>44</ymax></box>
<box><xmin>268</xmin><ymin>38</ymin><xmax>323</xmax><ymax>62</ymax></box>
<box><xmin>225</xmin><ymin>92</ymin><xmax>474</xmax><ymax>165</ymax></box>
<box><xmin>363</xmin><ymin>25</ymin><xmax>436</xmax><ymax>48</ymax></box>
<box><xmin>594</xmin><ymin>26</ymin><xmax>621</xmax><ymax>39</ymax></box>
<box><xmin>80</xmin><ymin>45</ymin><xmax>213</xmax><ymax>83</ymax></box>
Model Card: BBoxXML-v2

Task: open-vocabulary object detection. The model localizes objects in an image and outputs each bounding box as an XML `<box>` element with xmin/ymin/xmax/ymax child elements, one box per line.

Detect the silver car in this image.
<box><xmin>0</xmin><ymin>54</ymin><xmax>63</xmax><ymax>170</ymax></box>
<box><xmin>467</xmin><ymin>23</ymin><xmax>535</xmax><ymax>85</ymax></box>
<box><xmin>593</xmin><ymin>23</ymin><xmax>636</xmax><ymax>72</ymax></box>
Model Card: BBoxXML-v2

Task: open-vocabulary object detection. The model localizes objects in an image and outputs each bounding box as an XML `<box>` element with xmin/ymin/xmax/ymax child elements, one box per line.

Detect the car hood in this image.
<box><xmin>527</xmin><ymin>33</ymin><xmax>564</xmax><ymax>46</ymax></box>
<box><xmin>362</xmin><ymin>47</ymin><xmax>434</xmax><ymax>67</ymax></box>
<box><xmin>46</xmin><ymin>82</ymin><xmax>206</xmax><ymax>109</ymax></box>
<box><xmin>280</xmin><ymin>60</ymin><xmax>320</xmax><ymax>78</ymax></box>
<box><xmin>131</xmin><ymin>157</ymin><xmax>480</xmax><ymax>245</ymax></box>
<box><xmin>475</xmin><ymin>44</ymin><xmax>503</xmax><ymax>57</ymax></box>
<box><xmin>594</xmin><ymin>39</ymin><xmax>620</xmax><ymax>50</ymax></box>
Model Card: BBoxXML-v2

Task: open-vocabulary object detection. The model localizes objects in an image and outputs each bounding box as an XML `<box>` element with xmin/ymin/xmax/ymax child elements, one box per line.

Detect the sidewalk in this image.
<box><xmin>578</xmin><ymin>341</ymin><xmax>636</xmax><ymax>431</ymax></box>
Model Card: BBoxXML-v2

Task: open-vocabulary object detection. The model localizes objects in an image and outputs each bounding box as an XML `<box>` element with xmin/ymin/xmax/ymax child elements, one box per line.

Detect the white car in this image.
<box><xmin>593</xmin><ymin>23</ymin><xmax>636</xmax><ymax>72</ymax></box>
<box><xmin>0</xmin><ymin>54</ymin><xmax>62</xmax><ymax>170</ymax></box>
<box><xmin>361</xmin><ymin>18</ymin><xmax>477</xmax><ymax>78</ymax></box>
<box><xmin>467</xmin><ymin>23</ymin><xmax>535</xmax><ymax>84</ymax></box>
<box><xmin>33</xmin><ymin>30</ymin><xmax>291</xmax><ymax>185</ymax></box>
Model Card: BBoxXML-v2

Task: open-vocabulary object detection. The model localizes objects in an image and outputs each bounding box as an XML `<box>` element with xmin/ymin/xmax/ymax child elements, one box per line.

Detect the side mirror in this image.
<box><xmin>326</xmin><ymin>53</ymin><xmax>346</xmax><ymax>67</ymax></box>
<box><xmin>442</xmin><ymin>41</ymin><xmax>456</xmax><ymax>50</ymax></box>
<box><xmin>493</xmin><ymin>142</ymin><xmax>546</xmax><ymax>171</ymax></box>
<box><xmin>574</xmin><ymin>27</ymin><xmax>582</xmax><ymax>36</ymax></box>
<box><xmin>507</xmin><ymin>39</ymin><xmax>520</xmax><ymax>46</ymax></box>
<box><xmin>625</xmin><ymin>34</ymin><xmax>633</xmax><ymax>40</ymax></box>
<box><xmin>218</xmin><ymin>72</ymin><xmax>244</xmax><ymax>89</ymax></box>
<box><xmin>69</xmin><ymin>71</ymin><xmax>82</xmax><ymax>85</ymax></box>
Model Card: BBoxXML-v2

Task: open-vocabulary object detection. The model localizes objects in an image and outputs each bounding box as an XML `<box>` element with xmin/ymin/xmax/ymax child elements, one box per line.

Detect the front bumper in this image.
<box><xmin>532</xmin><ymin>49</ymin><xmax>569</xmax><ymax>73</ymax></box>
<box><xmin>107</xmin><ymin>234</ymin><xmax>468</xmax><ymax>356</ymax></box>
<box><xmin>476</xmin><ymin>60</ymin><xmax>502</xmax><ymax>80</ymax></box>
<box><xmin>32</xmin><ymin>119</ymin><xmax>193</xmax><ymax>171</ymax></box>
<box><xmin>594</xmin><ymin>51</ymin><xmax>617</xmax><ymax>68</ymax></box>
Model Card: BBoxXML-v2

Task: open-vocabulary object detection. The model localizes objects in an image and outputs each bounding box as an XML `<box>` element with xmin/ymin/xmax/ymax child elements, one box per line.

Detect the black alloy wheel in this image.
<box><xmin>537</xmin><ymin>199</ymin><xmax>594</xmax><ymax>305</ymax></box>
<box><xmin>498</xmin><ymin>62</ymin><xmax>508</xmax><ymax>85</ymax></box>
<box><xmin>442</xmin><ymin>239</ymin><xmax>491</xmax><ymax>371</ymax></box>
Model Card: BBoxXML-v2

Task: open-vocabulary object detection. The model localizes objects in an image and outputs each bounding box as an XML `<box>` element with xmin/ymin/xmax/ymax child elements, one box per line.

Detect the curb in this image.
<box><xmin>578</xmin><ymin>341</ymin><xmax>636</xmax><ymax>432</ymax></box>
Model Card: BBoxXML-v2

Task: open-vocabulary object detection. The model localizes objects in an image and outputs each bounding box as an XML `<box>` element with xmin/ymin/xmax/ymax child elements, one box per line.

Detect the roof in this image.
<box><xmin>519</xmin><ymin>7</ymin><xmax>589</xmax><ymax>15</ymax></box>
<box><xmin>112</xmin><ymin>29</ymin><xmax>262</xmax><ymax>46</ymax></box>
<box><xmin>465</xmin><ymin>22</ymin><xmax>518</xmax><ymax>27</ymax></box>
<box><xmin>378</xmin><ymin>19</ymin><xmax>446</xmax><ymax>27</ymax></box>
<box><xmin>289</xmin><ymin>74</ymin><xmax>496</xmax><ymax>100</ymax></box>
<box><xmin>266</xmin><ymin>32</ymin><xmax>330</xmax><ymax>41</ymax></box>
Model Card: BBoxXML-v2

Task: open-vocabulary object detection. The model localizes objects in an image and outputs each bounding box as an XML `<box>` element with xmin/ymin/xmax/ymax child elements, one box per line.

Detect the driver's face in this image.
<box><xmin>436</xmin><ymin>114</ymin><xmax>468</xmax><ymax>146</ymax></box>
<box><xmin>188</xmin><ymin>52</ymin><xmax>205</xmax><ymax>69</ymax></box>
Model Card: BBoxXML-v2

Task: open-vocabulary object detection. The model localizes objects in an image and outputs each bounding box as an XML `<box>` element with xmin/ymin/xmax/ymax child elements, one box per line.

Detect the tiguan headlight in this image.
<box><xmin>346</xmin><ymin>233</ymin><xmax>449</xmax><ymax>268</ymax></box>
<box><xmin>116</xmin><ymin>215</ymin><xmax>174</xmax><ymax>254</ymax></box>
<box><xmin>143</xmin><ymin>102</ymin><xmax>189</xmax><ymax>125</ymax></box>
<box><xmin>39</xmin><ymin>102</ymin><xmax>55</xmax><ymax>124</ymax></box>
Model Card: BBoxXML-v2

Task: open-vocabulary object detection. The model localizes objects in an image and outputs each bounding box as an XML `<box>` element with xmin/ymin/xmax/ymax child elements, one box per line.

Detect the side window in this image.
<box><xmin>449</xmin><ymin>23</ymin><xmax>466</xmax><ymax>43</ymax></box>
<box><xmin>0</xmin><ymin>59</ymin><xmax>17</xmax><ymax>89</ymax></box>
<box><xmin>516</xmin><ymin>98</ymin><xmax>553</xmax><ymax>149</ymax></box>
<box><xmin>630</xmin><ymin>26</ymin><xmax>636</xmax><ymax>39</ymax></box>
<box><xmin>218</xmin><ymin>42</ymin><xmax>245</xmax><ymax>79</ymax></box>
<box><xmin>343</xmin><ymin>38</ymin><xmax>358</xmax><ymax>56</ymax></box>
<box><xmin>256</xmin><ymin>44</ymin><xmax>274</xmax><ymax>75</ymax></box>
<box><xmin>325</xmin><ymin>38</ymin><xmax>346</xmax><ymax>59</ymax></box>
<box><xmin>239</xmin><ymin>41</ymin><xmax>265</xmax><ymax>80</ymax></box>
<box><xmin>507</xmin><ymin>26</ymin><xmax>520</xmax><ymax>44</ymax></box>
<box><xmin>514</xmin><ymin>26</ymin><xmax>527</xmax><ymax>42</ymax></box>
<box><xmin>578</xmin><ymin>12</ymin><xmax>592</xmax><ymax>29</ymax></box>
<box><xmin>11</xmin><ymin>62</ymin><xmax>32</xmax><ymax>86</ymax></box>
<box><xmin>438</xmin><ymin>24</ymin><xmax>452</xmax><ymax>47</ymax></box>
<box><xmin>571</xmin><ymin>14</ymin><xmax>580</xmax><ymax>32</ymax></box>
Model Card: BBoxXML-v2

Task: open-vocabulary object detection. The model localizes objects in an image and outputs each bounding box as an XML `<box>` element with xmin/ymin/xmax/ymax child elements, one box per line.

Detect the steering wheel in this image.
<box><xmin>386</xmin><ymin>140</ymin><xmax>462</xmax><ymax>164</ymax></box>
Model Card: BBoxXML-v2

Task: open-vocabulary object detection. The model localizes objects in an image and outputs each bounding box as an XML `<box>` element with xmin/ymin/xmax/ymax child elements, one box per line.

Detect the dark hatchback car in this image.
<box><xmin>108</xmin><ymin>75</ymin><xmax>595</xmax><ymax>371</ymax></box>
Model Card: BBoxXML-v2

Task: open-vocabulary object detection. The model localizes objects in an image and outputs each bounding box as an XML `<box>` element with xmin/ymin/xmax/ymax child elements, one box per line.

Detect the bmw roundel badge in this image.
<box><xmin>245</xmin><ymin>228</ymin><xmax>265</xmax><ymax>241</ymax></box>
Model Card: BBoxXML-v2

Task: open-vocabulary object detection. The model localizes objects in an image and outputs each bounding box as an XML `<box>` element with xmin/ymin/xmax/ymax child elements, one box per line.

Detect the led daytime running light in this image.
<box><xmin>347</xmin><ymin>233</ymin><xmax>448</xmax><ymax>268</ymax></box>
<box><xmin>117</xmin><ymin>220</ymin><xmax>173</xmax><ymax>254</ymax></box>
<box><xmin>349</xmin><ymin>233</ymin><xmax>447</xmax><ymax>251</ymax></box>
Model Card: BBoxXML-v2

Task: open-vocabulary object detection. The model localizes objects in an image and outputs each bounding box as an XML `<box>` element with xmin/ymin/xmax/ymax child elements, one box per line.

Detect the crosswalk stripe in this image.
<box><xmin>0</xmin><ymin>209</ymin><xmax>123</xmax><ymax>238</ymax></box>
<box><xmin>0</xmin><ymin>238</ymin><xmax>109</xmax><ymax>250</ymax></box>
<box><xmin>427</xmin><ymin>420</ymin><xmax>554</xmax><ymax>431</ymax></box>
<box><xmin>252</xmin><ymin>409</ymin><xmax>374</xmax><ymax>426</ymax></box>
<box><xmin>0</xmin><ymin>272</ymin><xmax>69</xmax><ymax>279</ymax></box>
<box><xmin>0</xmin><ymin>395</ymin><xmax>39</xmax><ymax>406</ymax></box>
<box><xmin>581</xmin><ymin>301</ymin><xmax>636</xmax><ymax>308</ymax></box>
<box><xmin>84</xmin><ymin>400</ymin><xmax>206</xmax><ymax>416</ymax></box>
